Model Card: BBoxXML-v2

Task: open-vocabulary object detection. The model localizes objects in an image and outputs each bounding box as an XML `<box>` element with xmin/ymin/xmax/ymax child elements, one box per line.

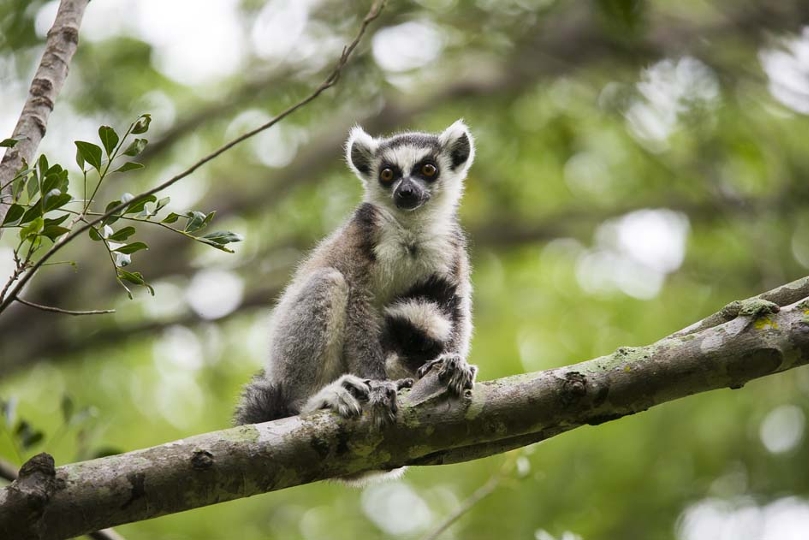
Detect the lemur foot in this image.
<box><xmin>302</xmin><ymin>375</ymin><xmax>412</xmax><ymax>425</ymax></box>
<box><xmin>417</xmin><ymin>353</ymin><xmax>477</xmax><ymax>395</ymax></box>
<box><xmin>302</xmin><ymin>374</ymin><xmax>370</xmax><ymax>418</ymax></box>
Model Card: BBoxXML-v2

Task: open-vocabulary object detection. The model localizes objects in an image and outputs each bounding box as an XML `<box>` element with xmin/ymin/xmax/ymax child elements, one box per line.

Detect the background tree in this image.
<box><xmin>2</xmin><ymin>1</ymin><xmax>809</xmax><ymax>539</ymax></box>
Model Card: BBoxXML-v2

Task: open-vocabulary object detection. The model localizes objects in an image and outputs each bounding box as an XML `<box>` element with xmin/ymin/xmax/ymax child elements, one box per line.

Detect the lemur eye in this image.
<box><xmin>380</xmin><ymin>168</ymin><xmax>394</xmax><ymax>182</ymax></box>
<box><xmin>421</xmin><ymin>163</ymin><xmax>437</xmax><ymax>177</ymax></box>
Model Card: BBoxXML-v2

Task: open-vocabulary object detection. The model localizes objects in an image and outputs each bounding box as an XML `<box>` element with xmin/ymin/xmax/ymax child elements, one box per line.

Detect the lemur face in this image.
<box><xmin>346</xmin><ymin>120</ymin><xmax>475</xmax><ymax>214</ymax></box>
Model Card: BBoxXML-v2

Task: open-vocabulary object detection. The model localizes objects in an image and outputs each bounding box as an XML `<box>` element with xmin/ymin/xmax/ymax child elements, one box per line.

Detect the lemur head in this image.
<box><xmin>346</xmin><ymin>120</ymin><xmax>475</xmax><ymax>214</ymax></box>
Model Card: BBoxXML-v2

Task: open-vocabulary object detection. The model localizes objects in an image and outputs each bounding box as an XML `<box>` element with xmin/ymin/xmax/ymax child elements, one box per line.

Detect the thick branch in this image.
<box><xmin>0</xmin><ymin>0</ymin><xmax>89</xmax><ymax>227</ymax></box>
<box><xmin>2</xmin><ymin>287</ymin><xmax>808</xmax><ymax>539</ymax></box>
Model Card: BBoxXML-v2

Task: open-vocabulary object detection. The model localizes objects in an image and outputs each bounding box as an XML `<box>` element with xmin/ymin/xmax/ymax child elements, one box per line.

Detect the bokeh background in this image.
<box><xmin>2</xmin><ymin>1</ymin><xmax>809</xmax><ymax>539</ymax></box>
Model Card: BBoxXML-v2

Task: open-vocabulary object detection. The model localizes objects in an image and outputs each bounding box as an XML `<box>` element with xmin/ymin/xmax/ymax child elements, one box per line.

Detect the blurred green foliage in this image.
<box><xmin>2</xmin><ymin>0</ymin><xmax>809</xmax><ymax>539</ymax></box>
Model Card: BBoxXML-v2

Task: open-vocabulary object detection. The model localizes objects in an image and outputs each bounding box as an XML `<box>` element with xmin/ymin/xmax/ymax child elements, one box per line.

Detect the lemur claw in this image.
<box><xmin>417</xmin><ymin>354</ymin><xmax>477</xmax><ymax>395</ymax></box>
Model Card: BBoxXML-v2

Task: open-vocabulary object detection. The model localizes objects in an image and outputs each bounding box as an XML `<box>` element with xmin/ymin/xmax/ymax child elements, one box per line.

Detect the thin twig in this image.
<box><xmin>0</xmin><ymin>0</ymin><xmax>387</xmax><ymax>315</ymax></box>
<box><xmin>16</xmin><ymin>297</ymin><xmax>114</xmax><ymax>316</ymax></box>
<box><xmin>420</xmin><ymin>475</ymin><xmax>501</xmax><ymax>540</ymax></box>
<box><xmin>420</xmin><ymin>453</ymin><xmax>523</xmax><ymax>540</ymax></box>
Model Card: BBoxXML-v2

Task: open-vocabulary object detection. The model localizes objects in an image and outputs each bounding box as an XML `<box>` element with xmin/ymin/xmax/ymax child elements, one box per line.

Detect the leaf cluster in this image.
<box><xmin>0</xmin><ymin>114</ymin><xmax>243</xmax><ymax>310</ymax></box>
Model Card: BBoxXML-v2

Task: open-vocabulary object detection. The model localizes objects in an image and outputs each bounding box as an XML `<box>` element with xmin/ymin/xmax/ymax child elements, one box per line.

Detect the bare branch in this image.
<box><xmin>670</xmin><ymin>275</ymin><xmax>809</xmax><ymax>338</ymax></box>
<box><xmin>0</xmin><ymin>0</ymin><xmax>90</xmax><ymax>228</ymax></box>
<box><xmin>15</xmin><ymin>297</ymin><xmax>115</xmax><ymax>316</ymax></box>
<box><xmin>2</xmin><ymin>282</ymin><xmax>808</xmax><ymax>539</ymax></box>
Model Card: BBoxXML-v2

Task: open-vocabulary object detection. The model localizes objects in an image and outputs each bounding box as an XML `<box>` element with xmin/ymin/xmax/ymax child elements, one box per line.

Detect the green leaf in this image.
<box><xmin>161</xmin><ymin>212</ymin><xmax>180</xmax><ymax>224</ymax></box>
<box><xmin>114</xmin><ymin>241</ymin><xmax>148</xmax><ymax>254</ymax></box>
<box><xmin>12</xmin><ymin>169</ymin><xmax>31</xmax><ymax>200</ymax></box>
<box><xmin>197</xmin><ymin>238</ymin><xmax>235</xmax><ymax>253</ymax></box>
<box><xmin>37</xmin><ymin>154</ymin><xmax>49</xmax><ymax>175</ymax></box>
<box><xmin>41</xmin><ymin>225</ymin><xmax>70</xmax><ymax>241</ymax></box>
<box><xmin>1</xmin><ymin>204</ymin><xmax>25</xmax><ymax>226</ymax></box>
<box><xmin>44</xmin><ymin>214</ymin><xmax>70</xmax><ymax>228</ymax></box>
<box><xmin>19</xmin><ymin>216</ymin><xmax>44</xmax><ymax>240</ymax></box>
<box><xmin>155</xmin><ymin>197</ymin><xmax>170</xmax><ymax>213</ymax></box>
<box><xmin>201</xmin><ymin>230</ymin><xmax>244</xmax><ymax>245</ymax></box>
<box><xmin>74</xmin><ymin>141</ymin><xmax>103</xmax><ymax>172</ymax></box>
<box><xmin>117</xmin><ymin>269</ymin><xmax>154</xmax><ymax>298</ymax></box>
<box><xmin>89</xmin><ymin>227</ymin><xmax>103</xmax><ymax>241</ymax></box>
<box><xmin>60</xmin><ymin>395</ymin><xmax>74</xmax><ymax>423</ymax></box>
<box><xmin>184</xmin><ymin>210</ymin><xmax>207</xmax><ymax>233</ymax></box>
<box><xmin>43</xmin><ymin>190</ymin><xmax>72</xmax><ymax>212</ymax></box>
<box><xmin>202</xmin><ymin>210</ymin><xmax>216</xmax><ymax>228</ymax></box>
<box><xmin>122</xmin><ymin>138</ymin><xmax>148</xmax><ymax>157</ymax></box>
<box><xmin>131</xmin><ymin>114</ymin><xmax>152</xmax><ymax>134</ymax></box>
<box><xmin>75</xmin><ymin>145</ymin><xmax>85</xmax><ymax>169</ymax></box>
<box><xmin>101</xmin><ymin>199</ymin><xmax>124</xmax><ymax>225</ymax></box>
<box><xmin>125</xmin><ymin>194</ymin><xmax>156</xmax><ymax>215</ymax></box>
<box><xmin>26</xmin><ymin>170</ymin><xmax>39</xmax><ymax>200</ymax></box>
<box><xmin>41</xmin><ymin>168</ymin><xmax>68</xmax><ymax>195</ymax></box>
<box><xmin>114</xmin><ymin>161</ymin><xmax>144</xmax><ymax>173</ymax></box>
<box><xmin>98</xmin><ymin>125</ymin><xmax>119</xmax><ymax>156</ymax></box>
<box><xmin>0</xmin><ymin>138</ymin><xmax>18</xmax><ymax>148</ymax></box>
<box><xmin>19</xmin><ymin>205</ymin><xmax>43</xmax><ymax>226</ymax></box>
<box><xmin>108</xmin><ymin>226</ymin><xmax>136</xmax><ymax>241</ymax></box>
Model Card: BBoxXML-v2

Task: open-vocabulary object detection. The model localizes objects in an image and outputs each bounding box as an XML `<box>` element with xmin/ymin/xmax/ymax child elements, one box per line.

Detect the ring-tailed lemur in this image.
<box><xmin>235</xmin><ymin>121</ymin><xmax>477</xmax><ymax>477</ymax></box>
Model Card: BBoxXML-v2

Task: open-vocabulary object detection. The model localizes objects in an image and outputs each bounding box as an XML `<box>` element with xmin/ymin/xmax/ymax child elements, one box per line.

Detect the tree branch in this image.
<box><xmin>0</xmin><ymin>457</ymin><xmax>125</xmax><ymax>540</ymax></box>
<box><xmin>0</xmin><ymin>0</ymin><xmax>90</xmax><ymax>228</ymax></box>
<box><xmin>2</xmin><ymin>281</ymin><xmax>808</xmax><ymax>539</ymax></box>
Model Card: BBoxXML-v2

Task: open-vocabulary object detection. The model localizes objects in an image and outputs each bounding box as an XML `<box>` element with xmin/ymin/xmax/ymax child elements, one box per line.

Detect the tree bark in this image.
<box><xmin>1</xmin><ymin>286</ymin><xmax>808</xmax><ymax>540</ymax></box>
<box><xmin>0</xmin><ymin>0</ymin><xmax>89</xmax><ymax>228</ymax></box>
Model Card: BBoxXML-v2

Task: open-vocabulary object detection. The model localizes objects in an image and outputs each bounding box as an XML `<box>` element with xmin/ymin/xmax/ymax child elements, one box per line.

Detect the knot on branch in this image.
<box><xmin>191</xmin><ymin>449</ymin><xmax>215</xmax><ymax>471</ymax></box>
<box><xmin>18</xmin><ymin>452</ymin><xmax>55</xmax><ymax>479</ymax></box>
<box><xmin>3</xmin><ymin>453</ymin><xmax>58</xmax><ymax>539</ymax></box>
<box><xmin>47</xmin><ymin>25</ymin><xmax>79</xmax><ymax>44</ymax></box>
<box><xmin>561</xmin><ymin>371</ymin><xmax>587</xmax><ymax>406</ymax></box>
<box><xmin>737</xmin><ymin>299</ymin><xmax>780</xmax><ymax>318</ymax></box>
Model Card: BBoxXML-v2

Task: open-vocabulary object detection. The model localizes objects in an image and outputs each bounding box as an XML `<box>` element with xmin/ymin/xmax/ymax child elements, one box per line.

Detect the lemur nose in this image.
<box><xmin>398</xmin><ymin>184</ymin><xmax>415</xmax><ymax>198</ymax></box>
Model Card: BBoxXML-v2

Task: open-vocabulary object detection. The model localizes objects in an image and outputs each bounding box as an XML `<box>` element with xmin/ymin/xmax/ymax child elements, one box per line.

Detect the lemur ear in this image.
<box><xmin>438</xmin><ymin>119</ymin><xmax>475</xmax><ymax>173</ymax></box>
<box><xmin>346</xmin><ymin>126</ymin><xmax>378</xmax><ymax>182</ymax></box>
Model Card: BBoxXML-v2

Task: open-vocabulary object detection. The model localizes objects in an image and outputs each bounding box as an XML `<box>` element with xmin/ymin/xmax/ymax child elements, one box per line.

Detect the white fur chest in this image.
<box><xmin>371</xmin><ymin>220</ymin><xmax>454</xmax><ymax>305</ymax></box>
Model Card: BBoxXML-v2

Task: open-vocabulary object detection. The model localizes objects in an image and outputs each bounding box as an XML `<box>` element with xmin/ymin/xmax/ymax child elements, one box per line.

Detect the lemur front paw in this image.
<box><xmin>302</xmin><ymin>374</ymin><xmax>370</xmax><ymax>418</ymax></box>
<box><xmin>303</xmin><ymin>375</ymin><xmax>413</xmax><ymax>425</ymax></box>
<box><xmin>366</xmin><ymin>378</ymin><xmax>413</xmax><ymax>428</ymax></box>
<box><xmin>417</xmin><ymin>354</ymin><xmax>477</xmax><ymax>395</ymax></box>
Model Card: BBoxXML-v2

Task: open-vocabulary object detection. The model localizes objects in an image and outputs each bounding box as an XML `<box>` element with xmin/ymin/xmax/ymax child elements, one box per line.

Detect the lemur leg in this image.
<box><xmin>417</xmin><ymin>353</ymin><xmax>477</xmax><ymax>395</ymax></box>
<box><xmin>293</xmin><ymin>281</ymin><xmax>411</xmax><ymax>425</ymax></box>
<box><xmin>267</xmin><ymin>268</ymin><xmax>350</xmax><ymax>414</ymax></box>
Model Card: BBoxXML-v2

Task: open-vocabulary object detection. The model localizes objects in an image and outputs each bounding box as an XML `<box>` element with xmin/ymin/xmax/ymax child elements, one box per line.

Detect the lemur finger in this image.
<box><xmin>337</xmin><ymin>374</ymin><xmax>371</xmax><ymax>400</ymax></box>
<box><xmin>417</xmin><ymin>358</ymin><xmax>441</xmax><ymax>379</ymax></box>
<box><xmin>367</xmin><ymin>380</ymin><xmax>400</xmax><ymax>428</ymax></box>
